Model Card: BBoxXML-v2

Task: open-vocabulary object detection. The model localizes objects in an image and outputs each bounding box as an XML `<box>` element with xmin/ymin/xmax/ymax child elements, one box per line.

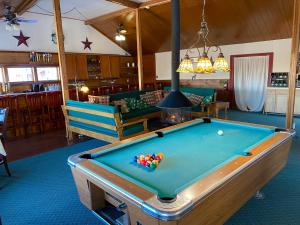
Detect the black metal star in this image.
<box><xmin>13</xmin><ymin>31</ymin><xmax>30</xmax><ymax>47</ymax></box>
<box><xmin>81</xmin><ymin>37</ymin><xmax>92</xmax><ymax>50</ymax></box>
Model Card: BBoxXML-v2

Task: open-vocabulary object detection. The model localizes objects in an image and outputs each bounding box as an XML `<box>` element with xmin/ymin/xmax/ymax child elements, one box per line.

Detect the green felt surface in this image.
<box><xmin>91</xmin><ymin>120</ymin><xmax>275</xmax><ymax>198</ymax></box>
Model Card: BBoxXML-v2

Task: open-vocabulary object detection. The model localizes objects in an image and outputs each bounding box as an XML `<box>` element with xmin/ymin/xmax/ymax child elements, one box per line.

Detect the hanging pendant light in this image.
<box><xmin>195</xmin><ymin>52</ymin><xmax>214</xmax><ymax>73</ymax></box>
<box><xmin>176</xmin><ymin>54</ymin><xmax>194</xmax><ymax>73</ymax></box>
<box><xmin>213</xmin><ymin>52</ymin><xmax>230</xmax><ymax>72</ymax></box>
<box><xmin>177</xmin><ymin>0</ymin><xmax>230</xmax><ymax>74</ymax></box>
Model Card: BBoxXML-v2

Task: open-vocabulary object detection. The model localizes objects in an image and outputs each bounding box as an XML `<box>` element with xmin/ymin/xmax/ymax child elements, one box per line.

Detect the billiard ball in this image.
<box><xmin>217</xmin><ymin>130</ymin><xmax>224</xmax><ymax>136</ymax></box>
<box><xmin>150</xmin><ymin>162</ymin><xmax>157</xmax><ymax>169</ymax></box>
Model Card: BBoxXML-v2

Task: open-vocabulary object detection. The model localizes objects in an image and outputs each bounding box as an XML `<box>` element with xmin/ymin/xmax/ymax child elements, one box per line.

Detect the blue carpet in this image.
<box><xmin>0</xmin><ymin>110</ymin><xmax>299</xmax><ymax>225</ymax></box>
<box><xmin>0</xmin><ymin>139</ymin><xmax>108</xmax><ymax>225</ymax></box>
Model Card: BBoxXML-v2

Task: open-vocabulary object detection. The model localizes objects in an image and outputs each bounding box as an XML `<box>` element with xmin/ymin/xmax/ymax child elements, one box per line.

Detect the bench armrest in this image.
<box><xmin>121</xmin><ymin>118</ymin><xmax>148</xmax><ymax>129</ymax></box>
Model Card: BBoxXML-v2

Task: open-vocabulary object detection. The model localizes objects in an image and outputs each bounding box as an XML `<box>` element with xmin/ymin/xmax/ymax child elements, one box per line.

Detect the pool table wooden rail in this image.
<box><xmin>69</xmin><ymin>119</ymin><xmax>293</xmax><ymax>225</ymax></box>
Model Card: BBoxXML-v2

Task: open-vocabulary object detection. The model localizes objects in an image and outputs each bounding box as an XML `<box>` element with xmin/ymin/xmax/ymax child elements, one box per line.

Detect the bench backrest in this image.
<box><xmin>64</xmin><ymin>100</ymin><xmax>121</xmax><ymax>143</ymax></box>
<box><xmin>164</xmin><ymin>86</ymin><xmax>215</xmax><ymax>97</ymax></box>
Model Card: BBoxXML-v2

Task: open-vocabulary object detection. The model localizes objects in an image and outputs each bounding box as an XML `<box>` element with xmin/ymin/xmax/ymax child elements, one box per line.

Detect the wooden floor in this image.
<box><xmin>5</xmin><ymin>129</ymin><xmax>69</xmax><ymax>162</ymax></box>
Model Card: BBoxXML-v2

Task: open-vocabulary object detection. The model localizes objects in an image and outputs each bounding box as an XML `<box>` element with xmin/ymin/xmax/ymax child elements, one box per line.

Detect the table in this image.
<box><xmin>208</xmin><ymin>101</ymin><xmax>230</xmax><ymax>119</ymax></box>
<box><xmin>69</xmin><ymin>119</ymin><xmax>293</xmax><ymax>225</ymax></box>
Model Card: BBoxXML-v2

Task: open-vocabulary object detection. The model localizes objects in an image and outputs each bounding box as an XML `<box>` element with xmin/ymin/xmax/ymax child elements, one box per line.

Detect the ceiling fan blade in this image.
<box><xmin>16</xmin><ymin>18</ymin><xmax>38</xmax><ymax>23</ymax></box>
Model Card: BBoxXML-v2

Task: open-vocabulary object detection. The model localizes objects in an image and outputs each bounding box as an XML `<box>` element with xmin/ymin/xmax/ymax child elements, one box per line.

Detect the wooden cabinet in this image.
<box><xmin>110</xmin><ymin>56</ymin><xmax>120</xmax><ymax>78</ymax></box>
<box><xmin>76</xmin><ymin>55</ymin><xmax>88</xmax><ymax>80</ymax></box>
<box><xmin>65</xmin><ymin>54</ymin><xmax>76</xmax><ymax>80</ymax></box>
<box><xmin>119</xmin><ymin>56</ymin><xmax>137</xmax><ymax>77</ymax></box>
<box><xmin>65</xmin><ymin>54</ymin><xmax>88</xmax><ymax>80</ymax></box>
<box><xmin>100</xmin><ymin>55</ymin><xmax>120</xmax><ymax>78</ymax></box>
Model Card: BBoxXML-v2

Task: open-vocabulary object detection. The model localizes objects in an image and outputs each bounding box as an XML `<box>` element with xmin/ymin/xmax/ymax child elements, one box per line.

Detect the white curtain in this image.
<box><xmin>234</xmin><ymin>56</ymin><xmax>269</xmax><ymax>112</ymax></box>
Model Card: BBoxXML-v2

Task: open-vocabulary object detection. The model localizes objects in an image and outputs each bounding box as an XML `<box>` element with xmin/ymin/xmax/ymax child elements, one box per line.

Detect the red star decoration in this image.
<box><xmin>81</xmin><ymin>37</ymin><xmax>92</xmax><ymax>50</ymax></box>
<box><xmin>13</xmin><ymin>31</ymin><xmax>30</xmax><ymax>47</ymax></box>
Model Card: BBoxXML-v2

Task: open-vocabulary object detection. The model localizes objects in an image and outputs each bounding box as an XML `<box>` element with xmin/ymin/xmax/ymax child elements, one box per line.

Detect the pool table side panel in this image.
<box><xmin>79</xmin><ymin>160</ymin><xmax>154</xmax><ymax>202</ymax></box>
<box><xmin>178</xmin><ymin>137</ymin><xmax>292</xmax><ymax>225</ymax></box>
<box><xmin>71</xmin><ymin>166</ymin><xmax>161</xmax><ymax>225</ymax></box>
<box><xmin>71</xmin><ymin>168</ymin><xmax>106</xmax><ymax>210</ymax></box>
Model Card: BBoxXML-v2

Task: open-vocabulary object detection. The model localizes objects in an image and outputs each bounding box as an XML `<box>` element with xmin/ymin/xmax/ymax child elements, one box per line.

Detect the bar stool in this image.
<box><xmin>23</xmin><ymin>93</ymin><xmax>45</xmax><ymax>135</ymax></box>
<box><xmin>0</xmin><ymin>96</ymin><xmax>19</xmax><ymax>138</ymax></box>
<box><xmin>46</xmin><ymin>91</ymin><xmax>64</xmax><ymax>129</ymax></box>
<box><xmin>0</xmin><ymin>108</ymin><xmax>11</xmax><ymax>177</ymax></box>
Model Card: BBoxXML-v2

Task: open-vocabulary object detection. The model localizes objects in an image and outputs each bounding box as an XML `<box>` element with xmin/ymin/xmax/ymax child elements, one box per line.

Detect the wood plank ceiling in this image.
<box><xmin>0</xmin><ymin>0</ymin><xmax>37</xmax><ymax>17</ymax></box>
<box><xmin>88</xmin><ymin>0</ymin><xmax>294</xmax><ymax>55</ymax></box>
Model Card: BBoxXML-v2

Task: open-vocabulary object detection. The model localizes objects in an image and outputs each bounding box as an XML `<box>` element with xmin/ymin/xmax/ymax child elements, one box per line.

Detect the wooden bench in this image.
<box><xmin>62</xmin><ymin>100</ymin><xmax>148</xmax><ymax>143</ymax></box>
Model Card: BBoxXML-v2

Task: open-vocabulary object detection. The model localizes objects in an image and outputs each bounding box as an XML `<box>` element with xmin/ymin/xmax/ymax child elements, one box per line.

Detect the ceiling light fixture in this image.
<box><xmin>177</xmin><ymin>0</ymin><xmax>230</xmax><ymax>74</ymax></box>
<box><xmin>115</xmin><ymin>24</ymin><xmax>126</xmax><ymax>42</ymax></box>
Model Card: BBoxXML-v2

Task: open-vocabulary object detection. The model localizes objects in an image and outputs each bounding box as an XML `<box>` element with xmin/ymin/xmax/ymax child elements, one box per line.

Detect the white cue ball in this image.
<box><xmin>217</xmin><ymin>130</ymin><xmax>224</xmax><ymax>136</ymax></box>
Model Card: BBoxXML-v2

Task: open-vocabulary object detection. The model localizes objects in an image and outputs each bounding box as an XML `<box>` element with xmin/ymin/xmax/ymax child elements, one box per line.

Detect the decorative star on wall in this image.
<box><xmin>13</xmin><ymin>31</ymin><xmax>30</xmax><ymax>47</ymax></box>
<box><xmin>81</xmin><ymin>37</ymin><xmax>92</xmax><ymax>50</ymax></box>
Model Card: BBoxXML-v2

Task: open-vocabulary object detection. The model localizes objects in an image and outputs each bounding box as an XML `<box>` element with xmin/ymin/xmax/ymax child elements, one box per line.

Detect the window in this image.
<box><xmin>37</xmin><ymin>67</ymin><xmax>60</xmax><ymax>81</ymax></box>
<box><xmin>7</xmin><ymin>67</ymin><xmax>33</xmax><ymax>82</ymax></box>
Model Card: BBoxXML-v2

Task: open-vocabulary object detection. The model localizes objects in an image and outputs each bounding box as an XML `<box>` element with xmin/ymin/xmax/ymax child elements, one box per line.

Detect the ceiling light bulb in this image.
<box><xmin>6</xmin><ymin>24</ymin><xmax>13</xmax><ymax>31</ymax></box>
<box><xmin>115</xmin><ymin>34</ymin><xmax>126</xmax><ymax>41</ymax></box>
<box><xmin>12</xmin><ymin>23</ymin><xmax>20</xmax><ymax>31</ymax></box>
<box><xmin>80</xmin><ymin>85</ymin><xmax>89</xmax><ymax>93</ymax></box>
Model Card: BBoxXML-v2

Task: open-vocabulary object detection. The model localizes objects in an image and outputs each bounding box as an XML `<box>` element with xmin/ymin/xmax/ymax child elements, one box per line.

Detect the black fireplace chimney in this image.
<box><xmin>157</xmin><ymin>0</ymin><xmax>192</xmax><ymax>109</ymax></box>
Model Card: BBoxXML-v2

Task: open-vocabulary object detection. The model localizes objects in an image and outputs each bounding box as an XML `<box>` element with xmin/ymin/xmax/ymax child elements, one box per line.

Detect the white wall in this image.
<box><xmin>155</xmin><ymin>38</ymin><xmax>292</xmax><ymax>80</ymax></box>
<box><xmin>0</xmin><ymin>12</ymin><xmax>127</xmax><ymax>55</ymax></box>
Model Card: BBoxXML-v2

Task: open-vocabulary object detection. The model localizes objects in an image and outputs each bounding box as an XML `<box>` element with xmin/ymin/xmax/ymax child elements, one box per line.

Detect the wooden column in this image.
<box><xmin>135</xmin><ymin>8</ymin><xmax>144</xmax><ymax>90</ymax></box>
<box><xmin>286</xmin><ymin>0</ymin><xmax>300</xmax><ymax>129</ymax></box>
<box><xmin>53</xmin><ymin>0</ymin><xmax>69</xmax><ymax>103</ymax></box>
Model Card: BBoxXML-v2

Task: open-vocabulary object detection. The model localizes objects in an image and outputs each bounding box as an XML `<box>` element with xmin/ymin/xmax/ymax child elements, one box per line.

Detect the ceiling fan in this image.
<box><xmin>1</xmin><ymin>5</ymin><xmax>37</xmax><ymax>31</ymax></box>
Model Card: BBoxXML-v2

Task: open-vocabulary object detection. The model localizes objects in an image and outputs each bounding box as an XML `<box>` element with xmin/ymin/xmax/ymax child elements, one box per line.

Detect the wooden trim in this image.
<box><xmin>69</xmin><ymin>125</ymin><xmax>119</xmax><ymax>143</ymax></box>
<box><xmin>15</xmin><ymin>0</ymin><xmax>38</xmax><ymax>15</ymax></box>
<box><xmin>53</xmin><ymin>0</ymin><xmax>70</xmax><ymax>103</ymax></box>
<box><xmin>65</xmin><ymin>106</ymin><xmax>115</xmax><ymax>118</ymax></box>
<box><xmin>85</xmin><ymin>8</ymin><xmax>134</xmax><ymax>25</ymax></box>
<box><xmin>286</xmin><ymin>0</ymin><xmax>300</xmax><ymax>129</ymax></box>
<box><xmin>136</xmin><ymin>8</ymin><xmax>144</xmax><ymax>90</ymax></box>
<box><xmin>120</xmin><ymin>118</ymin><xmax>148</xmax><ymax>128</ymax></box>
<box><xmin>139</xmin><ymin>0</ymin><xmax>170</xmax><ymax>9</ymax></box>
<box><xmin>104</xmin><ymin>0</ymin><xmax>140</xmax><ymax>8</ymax></box>
<box><xmin>68</xmin><ymin>116</ymin><xmax>117</xmax><ymax>131</ymax></box>
<box><xmin>229</xmin><ymin>52</ymin><xmax>274</xmax><ymax>108</ymax></box>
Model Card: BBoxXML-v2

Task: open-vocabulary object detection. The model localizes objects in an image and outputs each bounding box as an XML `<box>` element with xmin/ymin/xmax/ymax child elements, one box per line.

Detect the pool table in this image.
<box><xmin>68</xmin><ymin>119</ymin><xmax>293</xmax><ymax>225</ymax></box>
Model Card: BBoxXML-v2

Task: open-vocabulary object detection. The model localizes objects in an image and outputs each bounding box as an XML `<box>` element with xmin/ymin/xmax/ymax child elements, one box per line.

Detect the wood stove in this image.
<box><xmin>156</xmin><ymin>0</ymin><xmax>192</xmax><ymax>125</ymax></box>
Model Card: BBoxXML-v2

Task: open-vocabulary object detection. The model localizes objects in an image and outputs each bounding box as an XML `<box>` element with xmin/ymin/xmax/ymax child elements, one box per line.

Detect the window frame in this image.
<box><xmin>5</xmin><ymin>65</ymin><xmax>35</xmax><ymax>84</ymax></box>
<box><xmin>36</xmin><ymin>66</ymin><xmax>60</xmax><ymax>82</ymax></box>
<box><xmin>1</xmin><ymin>64</ymin><xmax>60</xmax><ymax>84</ymax></box>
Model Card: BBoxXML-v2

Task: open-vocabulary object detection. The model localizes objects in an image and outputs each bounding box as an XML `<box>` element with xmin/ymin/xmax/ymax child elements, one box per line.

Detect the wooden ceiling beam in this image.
<box><xmin>139</xmin><ymin>0</ymin><xmax>170</xmax><ymax>9</ymax></box>
<box><xmin>15</xmin><ymin>0</ymin><xmax>38</xmax><ymax>15</ymax></box>
<box><xmin>104</xmin><ymin>0</ymin><xmax>140</xmax><ymax>8</ymax></box>
<box><xmin>85</xmin><ymin>8</ymin><xmax>134</xmax><ymax>25</ymax></box>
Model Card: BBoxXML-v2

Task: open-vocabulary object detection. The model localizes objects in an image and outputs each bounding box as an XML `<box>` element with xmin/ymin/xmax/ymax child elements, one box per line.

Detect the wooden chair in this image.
<box><xmin>23</xmin><ymin>93</ymin><xmax>45</xmax><ymax>135</ymax></box>
<box><xmin>0</xmin><ymin>108</ymin><xmax>11</xmax><ymax>176</ymax></box>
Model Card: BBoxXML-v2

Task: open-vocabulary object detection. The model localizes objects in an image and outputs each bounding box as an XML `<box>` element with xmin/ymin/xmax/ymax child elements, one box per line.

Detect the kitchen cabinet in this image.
<box><xmin>65</xmin><ymin>54</ymin><xmax>88</xmax><ymax>81</ymax></box>
<box><xmin>100</xmin><ymin>55</ymin><xmax>120</xmax><ymax>78</ymax></box>
<box><xmin>264</xmin><ymin>88</ymin><xmax>300</xmax><ymax>114</ymax></box>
